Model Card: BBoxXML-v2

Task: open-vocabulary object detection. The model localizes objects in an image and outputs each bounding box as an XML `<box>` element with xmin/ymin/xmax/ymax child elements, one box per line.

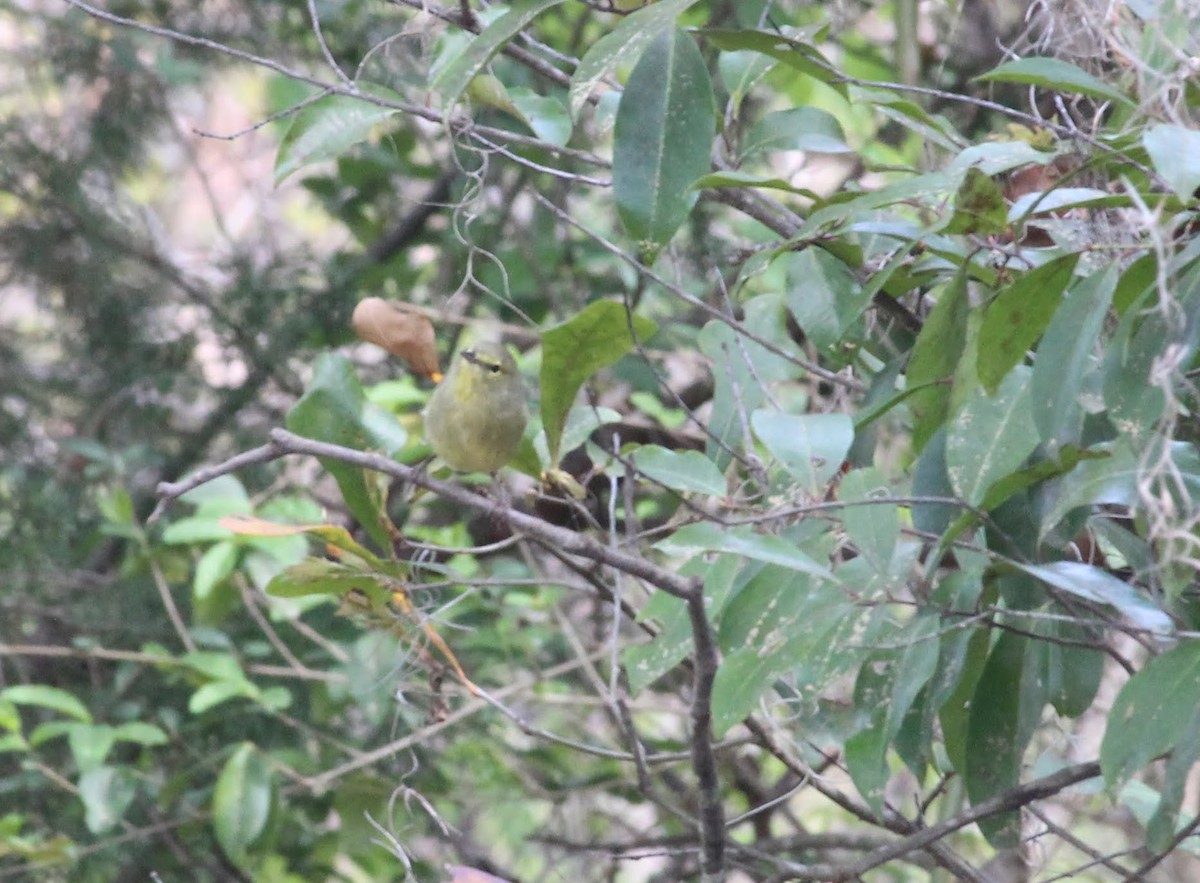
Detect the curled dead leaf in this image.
<box><xmin>351</xmin><ymin>298</ymin><xmax>441</xmax><ymax>379</ymax></box>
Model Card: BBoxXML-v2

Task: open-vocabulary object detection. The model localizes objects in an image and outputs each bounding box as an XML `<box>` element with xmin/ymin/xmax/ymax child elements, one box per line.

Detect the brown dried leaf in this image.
<box><xmin>351</xmin><ymin>297</ymin><xmax>441</xmax><ymax>379</ymax></box>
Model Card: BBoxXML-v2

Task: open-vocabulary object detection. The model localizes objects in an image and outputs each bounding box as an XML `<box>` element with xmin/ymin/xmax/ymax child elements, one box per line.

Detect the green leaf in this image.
<box><xmin>1030</xmin><ymin>266</ymin><xmax>1117</xmax><ymax>449</ymax></box>
<box><xmin>698</xmin><ymin>295</ymin><xmax>798</xmax><ymax>470</ymax></box>
<box><xmin>965</xmin><ymin>631</ymin><xmax>1027</xmax><ymax>848</ymax></box>
<box><xmin>532</xmin><ymin>405</ymin><xmax>622</xmax><ymax>471</ymax></box>
<box><xmin>944</xmin><ymin>167</ymin><xmax>1008</xmax><ymax>236</ymax></box>
<box><xmin>625</xmin><ymin>554</ymin><xmax>743</xmax><ymax>694</ymax></box>
<box><xmin>974</xmin><ymin>57</ymin><xmax>1134</xmax><ymax>107</ymax></box>
<box><xmin>783</xmin><ymin>248</ymin><xmax>869</xmax><ymax>352</ymax></box>
<box><xmin>111</xmin><ymin>722</ymin><xmax>169</xmax><ymax>746</ymax></box>
<box><xmin>751</xmin><ymin>410</ymin><xmax>854</xmax><ymax>494</ymax></box>
<box><xmin>1102</xmin><ymin>642</ymin><xmax>1200</xmax><ymax>792</ymax></box>
<box><xmin>945</xmin><ymin>367</ymin><xmax>1038</xmax><ymax>507</ymax></box>
<box><xmin>698</xmin><ymin>28</ymin><xmax>848</xmax><ymax>98</ymax></box>
<box><xmin>939</xmin><ymin>619</ymin><xmax>994</xmax><ymax>776</ymax></box>
<box><xmin>568</xmin><ymin>0</ymin><xmax>701</xmax><ymax>118</ymax></box>
<box><xmin>1015</xmin><ymin>561</ymin><xmax>1172</xmax><ymax>634</ymax></box>
<box><xmin>286</xmin><ymin>353</ymin><xmax>395</xmax><ymax>550</ymax></box>
<box><xmin>613</xmin><ymin>29</ymin><xmax>715</xmax><ymax>256</ymax></box>
<box><xmin>838</xmin><ymin>468</ymin><xmax>898</xmax><ymax>574</ymax></box>
<box><xmin>213</xmin><ymin>743</ymin><xmax>273</xmax><ymax>860</ymax></box>
<box><xmin>845</xmin><ymin>615</ymin><xmax>940</xmax><ymax>812</ymax></box>
<box><xmin>275</xmin><ymin>86</ymin><xmax>403</xmax><ymax>184</ymax></box>
<box><xmin>431</xmin><ymin>0</ymin><xmax>568</xmax><ymax>112</ymax></box>
<box><xmin>712</xmin><ymin>567</ymin><xmax>872</xmax><ymax>735</ymax></box>
<box><xmin>67</xmin><ymin>723</ymin><xmax>114</xmax><ymax>773</ymax></box>
<box><xmin>906</xmin><ymin>269</ymin><xmax>970</xmax><ymax>454</ymax></box>
<box><xmin>0</xmin><ymin>685</ymin><xmax>91</xmax><ymax>723</ymax></box>
<box><xmin>78</xmin><ymin>766</ymin><xmax>137</xmax><ymax>834</ymax></box>
<box><xmin>266</xmin><ymin>558</ymin><xmax>375</xmax><ymax>599</ymax></box>
<box><xmin>507</xmin><ymin>88</ymin><xmax>571</xmax><ymax>147</ymax></box>
<box><xmin>977</xmin><ymin>254</ymin><xmax>1079</xmax><ymax>393</ymax></box>
<box><xmin>655</xmin><ymin>522</ymin><xmax>833</xmax><ymax>579</ymax></box>
<box><xmin>1040</xmin><ymin>440</ymin><xmax>1138</xmax><ymax>540</ymax></box>
<box><xmin>1146</xmin><ymin>703</ymin><xmax>1200</xmax><ymax>851</ymax></box>
<box><xmin>194</xmin><ymin>540</ymin><xmax>238</xmax><ymax>602</ymax></box>
<box><xmin>742</xmin><ymin>107</ymin><xmax>851</xmax><ymax>157</ymax></box>
<box><xmin>539</xmin><ymin>300</ymin><xmax>655</xmax><ymax>463</ymax></box>
<box><xmin>160</xmin><ymin>516</ymin><xmax>235</xmax><ymax>545</ymax></box>
<box><xmin>1143</xmin><ymin>124</ymin><xmax>1200</xmax><ymax>201</ymax></box>
<box><xmin>632</xmin><ymin>446</ymin><xmax>726</xmax><ymax>496</ymax></box>
<box><xmin>189</xmin><ymin>680</ymin><xmax>257</xmax><ymax>715</ymax></box>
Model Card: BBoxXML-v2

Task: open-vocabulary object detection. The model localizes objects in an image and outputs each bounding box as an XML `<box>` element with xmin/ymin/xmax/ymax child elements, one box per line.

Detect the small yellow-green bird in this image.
<box><xmin>422</xmin><ymin>340</ymin><xmax>528</xmax><ymax>473</ymax></box>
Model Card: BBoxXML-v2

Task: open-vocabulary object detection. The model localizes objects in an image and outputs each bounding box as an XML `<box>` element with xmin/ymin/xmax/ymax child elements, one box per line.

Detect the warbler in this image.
<box><xmin>423</xmin><ymin>340</ymin><xmax>529</xmax><ymax>473</ymax></box>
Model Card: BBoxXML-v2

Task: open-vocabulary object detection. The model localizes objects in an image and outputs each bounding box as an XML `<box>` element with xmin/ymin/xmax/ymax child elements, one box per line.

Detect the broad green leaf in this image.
<box><xmin>838</xmin><ymin>468</ymin><xmax>898</xmax><ymax>574</ymax></box>
<box><xmin>194</xmin><ymin>540</ymin><xmax>238</xmax><ymax>602</ymax></box>
<box><xmin>213</xmin><ymin>743</ymin><xmax>273</xmax><ymax>859</ymax></box>
<box><xmin>160</xmin><ymin>516</ymin><xmax>235</xmax><ymax>545</ymax></box>
<box><xmin>751</xmin><ymin>410</ymin><xmax>854</xmax><ymax>494</ymax></box>
<box><xmin>531</xmin><ymin>405</ymin><xmax>622</xmax><ymax>471</ymax></box>
<box><xmin>625</xmin><ymin>554</ymin><xmax>744</xmax><ymax>694</ymax></box>
<box><xmin>68</xmin><ymin>724</ymin><xmax>114</xmax><ymax>773</ymax></box>
<box><xmin>0</xmin><ymin>685</ymin><xmax>91</xmax><ymax>723</ymax></box>
<box><xmin>539</xmin><ymin>301</ymin><xmax>655</xmax><ymax>463</ymax></box>
<box><xmin>845</xmin><ymin>615</ymin><xmax>939</xmax><ymax>811</ymax></box>
<box><xmin>977</xmin><ymin>254</ymin><xmax>1079</xmax><ymax>393</ymax></box>
<box><xmin>944</xmin><ymin>167</ymin><xmax>1008</xmax><ymax>236</ymax></box>
<box><xmin>965</xmin><ymin>631</ymin><xmax>1027</xmax><ymax>847</ymax></box>
<box><xmin>844</xmin><ymin>651</ymin><xmax>897</xmax><ymax>812</ymax></box>
<box><xmin>1146</xmin><ymin>703</ymin><xmax>1200</xmax><ymax>851</ymax></box>
<box><xmin>507</xmin><ymin>88</ymin><xmax>571</xmax><ymax>146</ymax></box>
<box><xmin>1015</xmin><ymin>561</ymin><xmax>1172</xmax><ymax>634</ymax></box>
<box><xmin>1142</xmin><ymin>124</ymin><xmax>1200</xmax><ymax>201</ymax></box>
<box><xmin>632</xmin><ymin>446</ymin><xmax>726</xmax><ymax>496</ymax></box>
<box><xmin>783</xmin><ymin>248</ymin><xmax>869</xmax><ymax>352</ymax></box>
<box><xmin>656</xmin><ymin>522</ymin><xmax>833</xmax><ymax>579</ymax></box>
<box><xmin>699</xmin><ymin>295</ymin><xmax>798</xmax><ymax>469</ymax></box>
<box><xmin>613</xmin><ymin>29</ymin><xmax>715</xmax><ymax>256</ymax></box>
<box><xmin>78</xmin><ymin>766</ymin><xmax>137</xmax><ymax>834</ymax></box>
<box><xmin>911</xmin><ymin>426</ymin><xmax>957</xmax><ymax>536</ymax></box>
<box><xmin>719</xmin><ymin>48</ymin><xmax>776</xmax><ymax>110</ymax></box>
<box><xmin>286</xmin><ymin>353</ymin><xmax>395</xmax><ymax>550</ymax></box>
<box><xmin>939</xmin><ymin>619</ymin><xmax>994</xmax><ymax>776</ymax></box>
<box><xmin>189</xmin><ymin>680</ymin><xmax>257</xmax><ymax>715</ymax></box>
<box><xmin>568</xmin><ymin>0</ymin><xmax>701</xmax><ymax>118</ymax></box>
<box><xmin>266</xmin><ymin>558</ymin><xmax>379</xmax><ymax>600</ymax></box>
<box><xmin>1046</xmin><ymin>625</ymin><xmax>1104</xmax><ymax>718</ymax></box>
<box><xmin>906</xmin><ymin>268</ymin><xmax>969</xmax><ymax>453</ymax></box>
<box><xmin>1102</xmin><ymin>303</ymin><xmax>1175</xmax><ymax>441</ymax></box>
<box><xmin>742</xmin><ymin>107</ymin><xmax>851</xmax><ymax>157</ymax></box>
<box><xmin>112</xmin><ymin>722</ymin><xmax>169</xmax><ymax>746</ymax></box>
<box><xmin>179</xmin><ymin>475</ymin><xmax>250</xmax><ymax>509</ymax></box>
<box><xmin>1031</xmin><ymin>266</ymin><xmax>1117</xmax><ymax>448</ymax></box>
<box><xmin>1102</xmin><ymin>641</ymin><xmax>1200</xmax><ymax>792</ymax></box>
<box><xmin>713</xmin><ymin>571</ymin><xmax>876</xmax><ymax>734</ymax></box>
<box><xmin>431</xmin><ymin>0</ymin><xmax>567</xmax><ymax>111</ymax></box>
<box><xmin>275</xmin><ymin>86</ymin><xmax>403</xmax><ymax>184</ymax></box>
<box><xmin>945</xmin><ymin>367</ymin><xmax>1038</xmax><ymax>507</ymax></box>
<box><xmin>1040</xmin><ymin>440</ymin><xmax>1138</xmax><ymax>539</ymax></box>
<box><xmin>698</xmin><ymin>28</ymin><xmax>848</xmax><ymax>98</ymax></box>
<box><xmin>974</xmin><ymin>57</ymin><xmax>1133</xmax><ymax>107</ymax></box>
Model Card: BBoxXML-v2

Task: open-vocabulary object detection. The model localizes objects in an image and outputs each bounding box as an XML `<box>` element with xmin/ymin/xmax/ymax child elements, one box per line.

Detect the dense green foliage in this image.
<box><xmin>3</xmin><ymin>0</ymin><xmax>1200</xmax><ymax>881</ymax></box>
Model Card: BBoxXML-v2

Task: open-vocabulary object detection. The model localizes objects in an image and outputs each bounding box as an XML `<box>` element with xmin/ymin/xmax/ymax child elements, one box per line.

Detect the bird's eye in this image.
<box><xmin>489</xmin><ymin>364</ymin><xmax>502</xmax><ymax>374</ymax></box>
